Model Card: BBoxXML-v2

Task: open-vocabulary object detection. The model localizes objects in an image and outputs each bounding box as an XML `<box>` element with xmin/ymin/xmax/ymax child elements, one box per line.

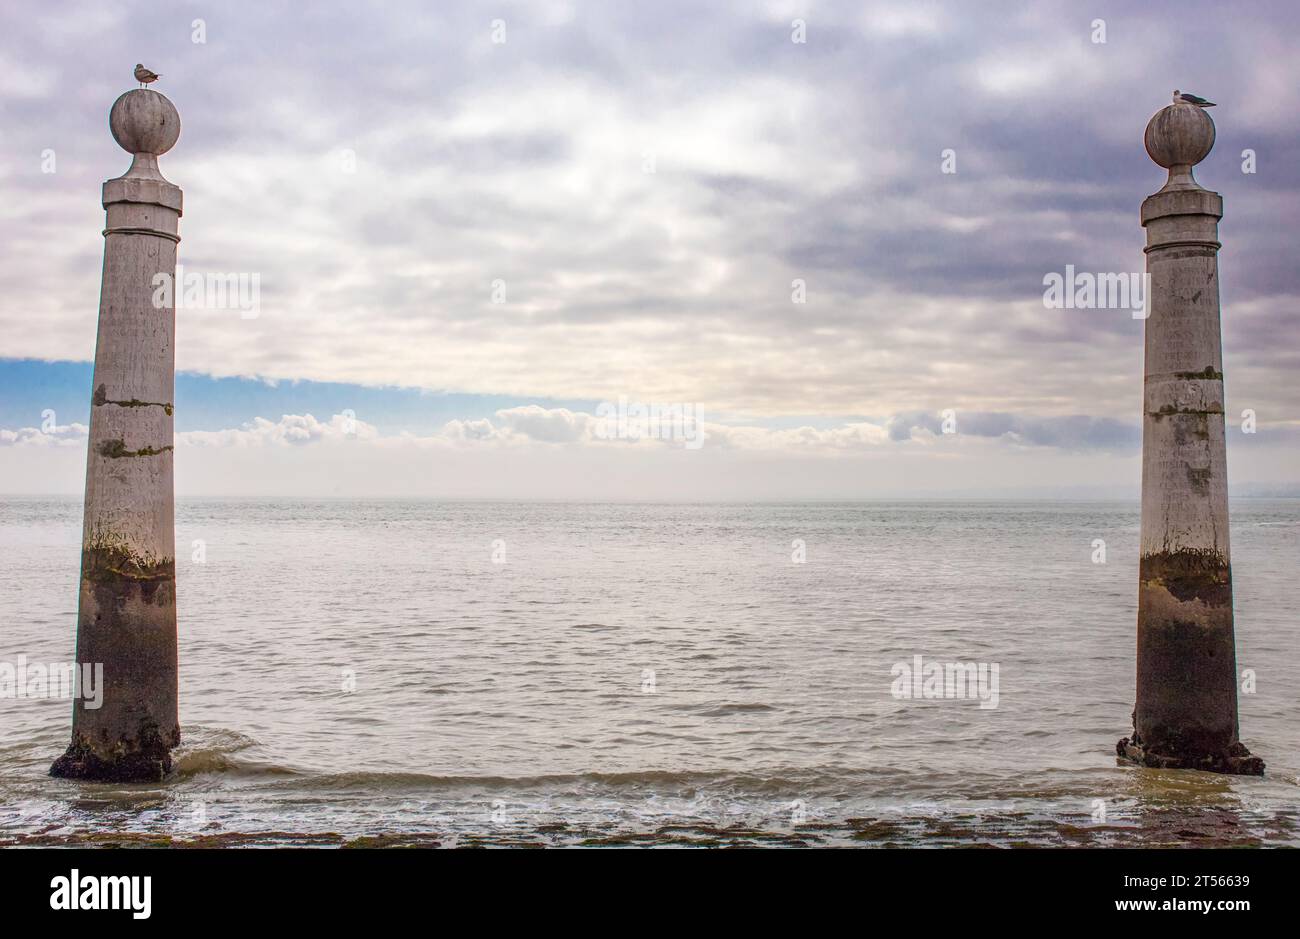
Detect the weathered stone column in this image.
<box><xmin>1116</xmin><ymin>99</ymin><xmax>1262</xmax><ymax>775</ymax></box>
<box><xmin>51</xmin><ymin>89</ymin><xmax>183</xmax><ymax>782</ymax></box>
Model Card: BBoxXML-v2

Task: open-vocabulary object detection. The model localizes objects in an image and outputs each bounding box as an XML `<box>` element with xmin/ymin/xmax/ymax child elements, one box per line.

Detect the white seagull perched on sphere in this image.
<box><xmin>134</xmin><ymin>64</ymin><xmax>161</xmax><ymax>87</ymax></box>
<box><xmin>1173</xmin><ymin>89</ymin><xmax>1215</xmax><ymax>107</ymax></box>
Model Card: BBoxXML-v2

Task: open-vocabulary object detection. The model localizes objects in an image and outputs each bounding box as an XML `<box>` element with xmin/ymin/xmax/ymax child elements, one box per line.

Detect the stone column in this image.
<box><xmin>51</xmin><ymin>89</ymin><xmax>183</xmax><ymax>782</ymax></box>
<box><xmin>1116</xmin><ymin>100</ymin><xmax>1262</xmax><ymax>775</ymax></box>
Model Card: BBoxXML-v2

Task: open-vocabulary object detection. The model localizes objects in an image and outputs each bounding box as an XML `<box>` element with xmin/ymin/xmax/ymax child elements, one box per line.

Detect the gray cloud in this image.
<box><xmin>1</xmin><ymin>0</ymin><xmax>1297</xmax><ymax>440</ymax></box>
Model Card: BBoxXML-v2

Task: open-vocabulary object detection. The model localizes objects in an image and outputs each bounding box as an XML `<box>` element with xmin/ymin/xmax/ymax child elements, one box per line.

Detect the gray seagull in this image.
<box><xmin>1173</xmin><ymin>89</ymin><xmax>1215</xmax><ymax>107</ymax></box>
<box><xmin>134</xmin><ymin>64</ymin><xmax>161</xmax><ymax>87</ymax></box>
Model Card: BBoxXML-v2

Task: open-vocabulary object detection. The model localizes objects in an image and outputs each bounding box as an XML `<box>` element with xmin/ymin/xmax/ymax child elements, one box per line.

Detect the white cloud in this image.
<box><xmin>493</xmin><ymin>405</ymin><xmax>594</xmax><ymax>443</ymax></box>
<box><xmin>441</xmin><ymin>417</ymin><xmax>496</xmax><ymax>442</ymax></box>
<box><xmin>0</xmin><ymin>423</ymin><xmax>87</xmax><ymax>447</ymax></box>
<box><xmin>179</xmin><ymin>413</ymin><xmax>379</xmax><ymax>448</ymax></box>
<box><xmin>0</xmin><ymin>407</ymin><xmax>1142</xmax><ymax>456</ymax></box>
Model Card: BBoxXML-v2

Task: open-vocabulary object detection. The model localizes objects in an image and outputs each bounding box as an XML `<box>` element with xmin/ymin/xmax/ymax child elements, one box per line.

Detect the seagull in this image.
<box><xmin>1173</xmin><ymin>89</ymin><xmax>1215</xmax><ymax>108</ymax></box>
<box><xmin>134</xmin><ymin>64</ymin><xmax>161</xmax><ymax>87</ymax></box>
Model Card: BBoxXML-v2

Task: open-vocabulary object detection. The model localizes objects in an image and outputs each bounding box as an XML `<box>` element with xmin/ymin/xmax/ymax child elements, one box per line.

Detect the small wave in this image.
<box><xmin>695</xmin><ymin>703</ymin><xmax>778</xmax><ymax>717</ymax></box>
<box><xmin>170</xmin><ymin>727</ymin><xmax>299</xmax><ymax>780</ymax></box>
<box><xmin>264</xmin><ymin>765</ymin><xmax>895</xmax><ymax>796</ymax></box>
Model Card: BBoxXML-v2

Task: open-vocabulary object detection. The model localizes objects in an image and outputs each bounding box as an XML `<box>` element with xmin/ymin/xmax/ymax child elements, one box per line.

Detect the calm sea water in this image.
<box><xmin>1</xmin><ymin>499</ymin><xmax>1296</xmax><ymax>847</ymax></box>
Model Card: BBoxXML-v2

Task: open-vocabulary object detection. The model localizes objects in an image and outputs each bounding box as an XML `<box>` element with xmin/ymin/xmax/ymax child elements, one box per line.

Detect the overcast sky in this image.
<box><xmin>1</xmin><ymin>0</ymin><xmax>1296</xmax><ymax>497</ymax></box>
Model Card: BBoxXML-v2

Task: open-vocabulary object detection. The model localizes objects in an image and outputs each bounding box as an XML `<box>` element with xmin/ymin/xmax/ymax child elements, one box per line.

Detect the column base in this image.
<box><xmin>1116</xmin><ymin>735</ymin><xmax>1264</xmax><ymax>776</ymax></box>
<box><xmin>49</xmin><ymin>737</ymin><xmax>175</xmax><ymax>783</ymax></box>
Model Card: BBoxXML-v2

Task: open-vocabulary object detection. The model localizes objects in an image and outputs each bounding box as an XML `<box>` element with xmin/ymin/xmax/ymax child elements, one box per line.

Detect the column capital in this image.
<box><xmin>1141</xmin><ymin>187</ymin><xmax>1221</xmax><ymax>254</ymax></box>
<box><xmin>102</xmin><ymin>176</ymin><xmax>183</xmax><ymax>213</ymax></box>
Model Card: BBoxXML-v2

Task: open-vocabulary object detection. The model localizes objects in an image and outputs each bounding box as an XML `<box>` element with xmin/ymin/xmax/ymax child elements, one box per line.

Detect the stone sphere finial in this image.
<box><xmin>1144</xmin><ymin>103</ymin><xmax>1214</xmax><ymax>189</ymax></box>
<box><xmin>110</xmin><ymin>88</ymin><xmax>180</xmax><ymax>157</ymax></box>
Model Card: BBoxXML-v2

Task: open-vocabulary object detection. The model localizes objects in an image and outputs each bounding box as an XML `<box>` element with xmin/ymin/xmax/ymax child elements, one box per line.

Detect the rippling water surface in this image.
<box><xmin>1</xmin><ymin>499</ymin><xmax>1296</xmax><ymax>846</ymax></box>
